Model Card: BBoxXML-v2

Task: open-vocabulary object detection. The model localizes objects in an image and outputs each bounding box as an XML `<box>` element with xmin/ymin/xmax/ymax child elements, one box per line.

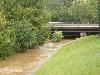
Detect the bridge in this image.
<box><xmin>48</xmin><ymin>22</ymin><xmax>99</xmax><ymax>38</ymax></box>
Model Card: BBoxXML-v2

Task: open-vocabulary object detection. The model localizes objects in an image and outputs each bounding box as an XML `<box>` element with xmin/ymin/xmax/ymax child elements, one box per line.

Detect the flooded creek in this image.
<box><xmin>0</xmin><ymin>39</ymin><xmax>72</xmax><ymax>75</ymax></box>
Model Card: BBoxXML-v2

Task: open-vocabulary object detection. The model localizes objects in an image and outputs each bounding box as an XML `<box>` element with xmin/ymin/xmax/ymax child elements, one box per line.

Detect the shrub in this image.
<box><xmin>0</xmin><ymin>0</ymin><xmax>50</xmax><ymax>59</ymax></box>
<box><xmin>52</xmin><ymin>30</ymin><xmax>63</xmax><ymax>42</ymax></box>
<box><xmin>0</xmin><ymin>29</ymin><xmax>16</xmax><ymax>60</ymax></box>
<box><xmin>10</xmin><ymin>20</ymin><xmax>39</xmax><ymax>52</ymax></box>
<box><xmin>10</xmin><ymin>20</ymin><xmax>50</xmax><ymax>52</ymax></box>
<box><xmin>0</xmin><ymin>11</ymin><xmax>16</xmax><ymax>60</ymax></box>
<box><xmin>36</xmin><ymin>28</ymin><xmax>50</xmax><ymax>45</ymax></box>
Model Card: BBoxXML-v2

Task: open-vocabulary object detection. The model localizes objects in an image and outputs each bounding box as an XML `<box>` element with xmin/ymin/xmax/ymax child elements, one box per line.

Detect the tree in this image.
<box><xmin>47</xmin><ymin>0</ymin><xmax>99</xmax><ymax>23</ymax></box>
<box><xmin>46</xmin><ymin>0</ymin><xmax>76</xmax><ymax>22</ymax></box>
<box><xmin>68</xmin><ymin>0</ymin><xmax>99</xmax><ymax>23</ymax></box>
<box><xmin>0</xmin><ymin>0</ymin><xmax>50</xmax><ymax>52</ymax></box>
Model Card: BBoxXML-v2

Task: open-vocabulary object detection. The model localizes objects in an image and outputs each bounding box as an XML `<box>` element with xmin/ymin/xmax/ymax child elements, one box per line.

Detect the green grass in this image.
<box><xmin>34</xmin><ymin>35</ymin><xmax>100</xmax><ymax>75</ymax></box>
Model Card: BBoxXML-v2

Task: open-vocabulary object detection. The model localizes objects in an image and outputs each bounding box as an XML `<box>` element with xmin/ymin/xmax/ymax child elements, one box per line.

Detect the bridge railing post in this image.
<box><xmin>80</xmin><ymin>32</ymin><xmax>87</xmax><ymax>37</ymax></box>
<box><xmin>78</xmin><ymin>23</ymin><xmax>79</xmax><ymax>28</ymax></box>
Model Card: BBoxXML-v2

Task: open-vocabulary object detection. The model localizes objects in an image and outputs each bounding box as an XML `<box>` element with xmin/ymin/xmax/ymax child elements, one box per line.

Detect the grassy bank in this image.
<box><xmin>34</xmin><ymin>36</ymin><xmax>100</xmax><ymax>75</ymax></box>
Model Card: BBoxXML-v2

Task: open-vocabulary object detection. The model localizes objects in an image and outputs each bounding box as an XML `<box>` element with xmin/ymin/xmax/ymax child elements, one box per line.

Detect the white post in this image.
<box><xmin>80</xmin><ymin>32</ymin><xmax>87</xmax><ymax>37</ymax></box>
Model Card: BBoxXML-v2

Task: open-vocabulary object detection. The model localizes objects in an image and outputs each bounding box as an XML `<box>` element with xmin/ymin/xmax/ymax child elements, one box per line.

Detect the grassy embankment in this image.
<box><xmin>34</xmin><ymin>35</ymin><xmax>100</xmax><ymax>75</ymax></box>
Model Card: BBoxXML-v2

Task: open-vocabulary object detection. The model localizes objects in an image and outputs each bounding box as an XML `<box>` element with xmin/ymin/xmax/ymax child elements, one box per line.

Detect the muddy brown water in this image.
<box><xmin>0</xmin><ymin>39</ymin><xmax>72</xmax><ymax>75</ymax></box>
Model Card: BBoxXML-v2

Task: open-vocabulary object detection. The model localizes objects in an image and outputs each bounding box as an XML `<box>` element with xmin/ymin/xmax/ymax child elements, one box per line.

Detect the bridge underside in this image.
<box><xmin>51</xmin><ymin>28</ymin><xmax>99</xmax><ymax>38</ymax></box>
<box><xmin>48</xmin><ymin>23</ymin><xmax>99</xmax><ymax>38</ymax></box>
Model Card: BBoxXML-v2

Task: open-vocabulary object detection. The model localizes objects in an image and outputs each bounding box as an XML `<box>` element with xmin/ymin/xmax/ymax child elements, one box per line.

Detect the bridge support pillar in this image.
<box><xmin>80</xmin><ymin>32</ymin><xmax>87</xmax><ymax>37</ymax></box>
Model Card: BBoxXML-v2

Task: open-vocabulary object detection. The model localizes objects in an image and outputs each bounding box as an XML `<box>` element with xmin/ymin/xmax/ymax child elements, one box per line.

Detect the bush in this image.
<box><xmin>0</xmin><ymin>29</ymin><xmax>16</xmax><ymax>60</ymax></box>
<box><xmin>10</xmin><ymin>20</ymin><xmax>38</xmax><ymax>52</ymax></box>
<box><xmin>52</xmin><ymin>30</ymin><xmax>63</xmax><ymax>42</ymax></box>
<box><xmin>36</xmin><ymin>28</ymin><xmax>50</xmax><ymax>45</ymax></box>
<box><xmin>0</xmin><ymin>0</ymin><xmax>50</xmax><ymax>59</ymax></box>
<box><xmin>10</xmin><ymin>20</ymin><xmax>50</xmax><ymax>52</ymax></box>
<box><xmin>0</xmin><ymin>11</ymin><xmax>16</xmax><ymax>60</ymax></box>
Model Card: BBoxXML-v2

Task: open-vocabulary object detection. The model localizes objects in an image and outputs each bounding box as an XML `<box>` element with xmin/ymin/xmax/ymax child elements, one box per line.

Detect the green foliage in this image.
<box><xmin>10</xmin><ymin>20</ymin><xmax>37</xmax><ymax>52</ymax></box>
<box><xmin>47</xmin><ymin>0</ymin><xmax>99</xmax><ymax>23</ymax></box>
<box><xmin>0</xmin><ymin>11</ymin><xmax>15</xmax><ymax>60</ymax></box>
<box><xmin>68</xmin><ymin>0</ymin><xmax>99</xmax><ymax>23</ymax></box>
<box><xmin>36</xmin><ymin>28</ymin><xmax>50</xmax><ymax>45</ymax></box>
<box><xmin>52</xmin><ymin>31</ymin><xmax>63</xmax><ymax>42</ymax></box>
<box><xmin>9</xmin><ymin>20</ymin><xmax>50</xmax><ymax>53</ymax></box>
<box><xmin>0</xmin><ymin>28</ymin><xmax>15</xmax><ymax>60</ymax></box>
<box><xmin>0</xmin><ymin>0</ymin><xmax>50</xmax><ymax>59</ymax></box>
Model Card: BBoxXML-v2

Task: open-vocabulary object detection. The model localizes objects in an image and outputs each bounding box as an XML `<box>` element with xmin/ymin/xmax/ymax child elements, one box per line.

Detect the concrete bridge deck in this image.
<box><xmin>48</xmin><ymin>22</ymin><xmax>99</xmax><ymax>37</ymax></box>
<box><xmin>49</xmin><ymin>23</ymin><xmax>99</xmax><ymax>29</ymax></box>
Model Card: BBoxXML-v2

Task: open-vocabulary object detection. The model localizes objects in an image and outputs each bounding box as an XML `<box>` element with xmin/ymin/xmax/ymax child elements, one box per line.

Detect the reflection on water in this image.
<box><xmin>0</xmin><ymin>39</ymin><xmax>72</xmax><ymax>75</ymax></box>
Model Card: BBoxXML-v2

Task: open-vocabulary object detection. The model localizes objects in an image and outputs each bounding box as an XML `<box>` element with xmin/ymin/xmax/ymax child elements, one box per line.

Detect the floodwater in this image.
<box><xmin>0</xmin><ymin>39</ymin><xmax>72</xmax><ymax>75</ymax></box>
